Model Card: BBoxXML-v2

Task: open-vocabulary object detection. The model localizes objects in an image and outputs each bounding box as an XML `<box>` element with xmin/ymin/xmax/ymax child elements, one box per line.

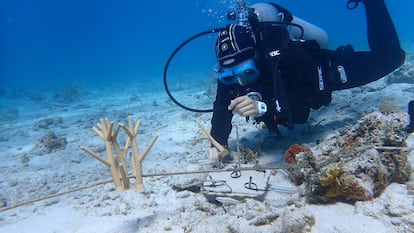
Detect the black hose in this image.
<box><xmin>163</xmin><ymin>28</ymin><xmax>224</xmax><ymax>113</ymax></box>
<box><xmin>265</xmin><ymin>21</ymin><xmax>304</xmax><ymax>39</ymax></box>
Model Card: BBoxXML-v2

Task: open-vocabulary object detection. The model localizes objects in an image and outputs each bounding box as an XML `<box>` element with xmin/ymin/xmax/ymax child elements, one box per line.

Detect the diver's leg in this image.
<box><xmin>364</xmin><ymin>0</ymin><xmax>403</xmax><ymax>60</ymax></box>
<box><xmin>327</xmin><ymin>0</ymin><xmax>405</xmax><ymax>90</ymax></box>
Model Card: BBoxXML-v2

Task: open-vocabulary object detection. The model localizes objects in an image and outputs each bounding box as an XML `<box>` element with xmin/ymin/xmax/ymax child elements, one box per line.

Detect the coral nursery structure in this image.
<box><xmin>80</xmin><ymin>116</ymin><xmax>158</xmax><ymax>193</ymax></box>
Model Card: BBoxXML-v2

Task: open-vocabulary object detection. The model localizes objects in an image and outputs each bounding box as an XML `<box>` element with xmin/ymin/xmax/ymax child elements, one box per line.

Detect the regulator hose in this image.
<box><xmin>163</xmin><ymin>28</ymin><xmax>224</xmax><ymax>113</ymax></box>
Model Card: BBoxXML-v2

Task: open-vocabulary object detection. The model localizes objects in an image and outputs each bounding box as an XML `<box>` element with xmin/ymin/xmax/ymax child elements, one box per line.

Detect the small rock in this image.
<box><xmin>0</xmin><ymin>198</ymin><xmax>6</xmax><ymax>208</ymax></box>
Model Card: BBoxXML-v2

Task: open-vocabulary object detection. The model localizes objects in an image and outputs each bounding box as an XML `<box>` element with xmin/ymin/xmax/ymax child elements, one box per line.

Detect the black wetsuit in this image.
<box><xmin>211</xmin><ymin>0</ymin><xmax>405</xmax><ymax>146</ymax></box>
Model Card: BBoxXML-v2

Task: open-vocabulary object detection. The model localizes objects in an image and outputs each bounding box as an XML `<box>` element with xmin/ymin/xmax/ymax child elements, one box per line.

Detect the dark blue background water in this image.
<box><xmin>1</xmin><ymin>0</ymin><xmax>413</xmax><ymax>90</ymax></box>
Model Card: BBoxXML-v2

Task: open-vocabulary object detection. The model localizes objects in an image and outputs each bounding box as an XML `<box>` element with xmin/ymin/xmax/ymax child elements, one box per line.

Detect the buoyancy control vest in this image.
<box><xmin>248</xmin><ymin>4</ymin><xmax>332</xmax><ymax>130</ymax></box>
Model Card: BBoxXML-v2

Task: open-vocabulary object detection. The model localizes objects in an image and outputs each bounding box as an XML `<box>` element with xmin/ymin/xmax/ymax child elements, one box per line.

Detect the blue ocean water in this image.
<box><xmin>0</xmin><ymin>0</ymin><xmax>413</xmax><ymax>91</ymax></box>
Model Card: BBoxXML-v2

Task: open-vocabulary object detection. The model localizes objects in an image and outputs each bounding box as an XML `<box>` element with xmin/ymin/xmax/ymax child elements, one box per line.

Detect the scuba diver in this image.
<box><xmin>209</xmin><ymin>0</ymin><xmax>405</xmax><ymax>161</ymax></box>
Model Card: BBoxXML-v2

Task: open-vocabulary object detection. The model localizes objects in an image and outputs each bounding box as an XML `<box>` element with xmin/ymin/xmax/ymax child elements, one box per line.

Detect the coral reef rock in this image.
<box><xmin>289</xmin><ymin>112</ymin><xmax>411</xmax><ymax>203</ymax></box>
<box><xmin>32</xmin><ymin>131</ymin><xmax>67</xmax><ymax>155</ymax></box>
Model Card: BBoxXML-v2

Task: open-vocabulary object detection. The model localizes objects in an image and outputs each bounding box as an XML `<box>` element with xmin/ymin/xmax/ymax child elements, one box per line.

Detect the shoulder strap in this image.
<box><xmin>255</xmin><ymin>23</ymin><xmax>294</xmax><ymax>129</ymax></box>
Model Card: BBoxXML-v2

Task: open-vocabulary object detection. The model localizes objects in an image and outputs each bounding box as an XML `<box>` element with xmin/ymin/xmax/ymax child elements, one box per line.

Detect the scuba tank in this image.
<box><xmin>249</xmin><ymin>3</ymin><xmax>329</xmax><ymax>49</ymax></box>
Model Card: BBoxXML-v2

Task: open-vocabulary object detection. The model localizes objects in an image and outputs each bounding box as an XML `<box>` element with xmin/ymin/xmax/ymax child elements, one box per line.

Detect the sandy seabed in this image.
<box><xmin>1</xmin><ymin>57</ymin><xmax>414</xmax><ymax>233</ymax></box>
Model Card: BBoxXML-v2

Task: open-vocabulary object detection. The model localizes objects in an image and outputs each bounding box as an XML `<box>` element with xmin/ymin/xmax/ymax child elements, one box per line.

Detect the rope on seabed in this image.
<box><xmin>0</xmin><ymin>166</ymin><xmax>284</xmax><ymax>212</ymax></box>
<box><xmin>0</xmin><ymin>179</ymin><xmax>114</xmax><ymax>212</ymax></box>
<box><xmin>1</xmin><ymin>146</ymin><xmax>412</xmax><ymax>212</ymax></box>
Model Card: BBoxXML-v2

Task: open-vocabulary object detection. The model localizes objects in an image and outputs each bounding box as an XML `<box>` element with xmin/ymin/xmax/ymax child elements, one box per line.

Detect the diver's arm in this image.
<box><xmin>211</xmin><ymin>81</ymin><xmax>234</xmax><ymax>146</ymax></box>
<box><xmin>326</xmin><ymin>0</ymin><xmax>405</xmax><ymax>90</ymax></box>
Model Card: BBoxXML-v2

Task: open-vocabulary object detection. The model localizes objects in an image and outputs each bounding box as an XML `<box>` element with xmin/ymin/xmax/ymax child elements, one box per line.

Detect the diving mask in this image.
<box><xmin>218</xmin><ymin>59</ymin><xmax>260</xmax><ymax>85</ymax></box>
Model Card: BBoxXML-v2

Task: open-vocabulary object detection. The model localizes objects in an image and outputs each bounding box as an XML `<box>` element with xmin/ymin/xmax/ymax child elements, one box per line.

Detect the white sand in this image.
<box><xmin>1</xmin><ymin>70</ymin><xmax>414</xmax><ymax>233</ymax></box>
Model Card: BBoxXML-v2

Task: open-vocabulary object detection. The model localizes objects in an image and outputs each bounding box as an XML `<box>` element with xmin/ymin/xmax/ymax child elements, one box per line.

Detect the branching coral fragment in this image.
<box><xmin>80</xmin><ymin>116</ymin><xmax>158</xmax><ymax>192</ymax></box>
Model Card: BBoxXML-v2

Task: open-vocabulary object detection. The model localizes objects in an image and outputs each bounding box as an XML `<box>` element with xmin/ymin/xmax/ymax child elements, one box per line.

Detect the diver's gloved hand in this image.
<box><xmin>228</xmin><ymin>95</ymin><xmax>267</xmax><ymax>117</ymax></box>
